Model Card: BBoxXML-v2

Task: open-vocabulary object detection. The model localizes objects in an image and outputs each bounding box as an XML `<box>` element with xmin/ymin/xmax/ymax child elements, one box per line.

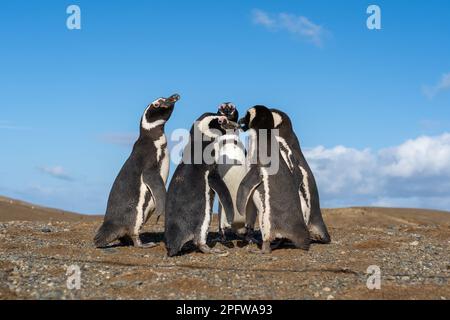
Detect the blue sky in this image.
<box><xmin>1</xmin><ymin>0</ymin><xmax>450</xmax><ymax>214</ymax></box>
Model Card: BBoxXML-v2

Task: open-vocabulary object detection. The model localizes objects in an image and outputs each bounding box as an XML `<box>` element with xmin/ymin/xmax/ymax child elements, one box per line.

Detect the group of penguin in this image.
<box><xmin>94</xmin><ymin>93</ymin><xmax>331</xmax><ymax>256</ymax></box>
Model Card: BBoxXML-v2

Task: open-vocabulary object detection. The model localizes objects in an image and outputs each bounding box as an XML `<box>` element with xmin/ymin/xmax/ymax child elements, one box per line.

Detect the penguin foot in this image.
<box><xmin>136</xmin><ymin>242</ymin><xmax>159</xmax><ymax>249</ymax></box>
<box><xmin>244</xmin><ymin>227</ymin><xmax>260</xmax><ymax>245</ymax></box>
<box><xmin>198</xmin><ymin>244</ymin><xmax>228</xmax><ymax>255</ymax></box>
<box><xmin>247</xmin><ymin>241</ymin><xmax>272</xmax><ymax>254</ymax></box>
<box><xmin>133</xmin><ymin>236</ymin><xmax>159</xmax><ymax>249</ymax></box>
<box><xmin>212</xmin><ymin>230</ymin><xmax>228</xmax><ymax>244</ymax></box>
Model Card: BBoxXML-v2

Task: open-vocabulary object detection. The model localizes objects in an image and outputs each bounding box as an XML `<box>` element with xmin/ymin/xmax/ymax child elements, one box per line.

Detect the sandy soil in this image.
<box><xmin>0</xmin><ymin>196</ymin><xmax>449</xmax><ymax>300</ymax></box>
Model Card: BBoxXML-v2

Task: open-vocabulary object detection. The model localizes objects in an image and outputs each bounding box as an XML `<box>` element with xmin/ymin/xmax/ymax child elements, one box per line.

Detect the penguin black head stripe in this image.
<box><xmin>218</xmin><ymin>102</ymin><xmax>239</xmax><ymax>122</ymax></box>
<box><xmin>238</xmin><ymin>105</ymin><xmax>274</xmax><ymax>132</ymax></box>
<box><xmin>195</xmin><ymin>113</ymin><xmax>239</xmax><ymax>139</ymax></box>
<box><xmin>141</xmin><ymin>94</ymin><xmax>180</xmax><ymax>131</ymax></box>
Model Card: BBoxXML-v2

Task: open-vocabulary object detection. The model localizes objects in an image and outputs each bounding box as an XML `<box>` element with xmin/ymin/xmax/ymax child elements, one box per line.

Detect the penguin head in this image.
<box><xmin>238</xmin><ymin>105</ymin><xmax>274</xmax><ymax>132</ymax></box>
<box><xmin>195</xmin><ymin>113</ymin><xmax>240</xmax><ymax>139</ymax></box>
<box><xmin>217</xmin><ymin>102</ymin><xmax>239</xmax><ymax>122</ymax></box>
<box><xmin>271</xmin><ymin>109</ymin><xmax>292</xmax><ymax>130</ymax></box>
<box><xmin>141</xmin><ymin>93</ymin><xmax>180</xmax><ymax>131</ymax></box>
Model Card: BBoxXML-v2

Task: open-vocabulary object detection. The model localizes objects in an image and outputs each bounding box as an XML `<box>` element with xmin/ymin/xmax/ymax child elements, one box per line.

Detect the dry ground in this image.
<box><xmin>0</xmin><ymin>196</ymin><xmax>449</xmax><ymax>300</ymax></box>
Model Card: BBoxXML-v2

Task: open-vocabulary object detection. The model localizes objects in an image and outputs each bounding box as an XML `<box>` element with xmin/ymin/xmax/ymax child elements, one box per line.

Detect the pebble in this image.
<box><xmin>1</xmin><ymin>211</ymin><xmax>448</xmax><ymax>300</ymax></box>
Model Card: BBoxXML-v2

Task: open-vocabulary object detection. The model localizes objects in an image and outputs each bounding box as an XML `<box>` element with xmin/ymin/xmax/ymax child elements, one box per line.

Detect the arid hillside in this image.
<box><xmin>0</xmin><ymin>196</ymin><xmax>449</xmax><ymax>300</ymax></box>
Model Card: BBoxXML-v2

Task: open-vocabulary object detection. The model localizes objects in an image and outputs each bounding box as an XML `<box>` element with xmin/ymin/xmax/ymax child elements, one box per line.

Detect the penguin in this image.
<box><xmin>165</xmin><ymin>113</ymin><xmax>238</xmax><ymax>256</ymax></box>
<box><xmin>94</xmin><ymin>94</ymin><xmax>180</xmax><ymax>248</ymax></box>
<box><xmin>216</xmin><ymin>103</ymin><xmax>248</xmax><ymax>240</ymax></box>
<box><xmin>237</xmin><ymin>105</ymin><xmax>310</xmax><ymax>254</ymax></box>
<box><xmin>271</xmin><ymin>109</ymin><xmax>331</xmax><ymax>243</ymax></box>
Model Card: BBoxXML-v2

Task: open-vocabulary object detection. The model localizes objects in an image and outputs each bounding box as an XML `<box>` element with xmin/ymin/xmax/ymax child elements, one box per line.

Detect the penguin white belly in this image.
<box><xmin>138</xmin><ymin>134</ymin><xmax>170</xmax><ymax>228</ymax></box>
<box><xmin>276</xmin><ymin>136</ymin><xmax>294</xmax><ymax>171</ymax></box>
<box><xmin>134</xmin><ymin>176</ymin><xmax>149</xmax><ymax>235</ymax></box>
<box><xmin>218</xmin><ymin>134</ymin><xmax>247</xmax><ymax>229</ymax></box>
<box><xmin>299</xmin><ymin>166</ymin><xmax>311</xmax><ymax>224</ymax></box>
<box><xmin>199</xmin><ymin>170</ymin><xmax>212</xmax><ymax>245</ymax></box>
<box><xmin>220</xmin><ymin>164</ymin><xmax>247</xmax><ymax>228</ymax></box>
<box><xmin>155</xmin><ymin>134</ymin><xmax>170</xmax><ymax>184</ymax></box>
<box><xmin>252</xmin><ymin>170</ymin><xmax>272</xmax><ymax>241</ymax></box>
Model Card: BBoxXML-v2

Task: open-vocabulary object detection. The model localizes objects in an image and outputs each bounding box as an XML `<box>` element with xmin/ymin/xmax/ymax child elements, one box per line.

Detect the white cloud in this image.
<box><xmin>252</xmin><ymin>9</ymin><xmax>275</xmax><ymax>28</ymax></box>
<box><xmin>252</xmin><ymin>9</ymin><xmax>326</xmax><ymax>47</ymax></box>
<box><xmin>305</xmin><ymin>133</ymin><xmax>450</xmax><ymax>211</ymax></box>
<box><xmin>422</xmin><ymin>72</ymin><xmax>450</xmax><ymax>99</ymax></box>
<box><xmin>37</xmin><ymin>166</ymin><xmax>74</xmax><ymax>181</ymax></box>
<box><xmin>380</xmin><ymin>133</ymin><xmax>450</xmax><ymax>177</ymax></box>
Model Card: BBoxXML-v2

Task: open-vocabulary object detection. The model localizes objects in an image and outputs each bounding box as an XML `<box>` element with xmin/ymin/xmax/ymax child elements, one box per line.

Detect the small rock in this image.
<box><xmin>327</xmin><ymin>295</ymin><xmax>335</xmax><ymax>300</ymax></box>
<box><xmin>314</xmin><ymin>292</ymin><xmax>320</xmax><ymax>298</ymax></box>
<box><xmin>41</xmin><ymin>227</ymin><xmax>52</xmax><ymax>233</ymax></box>
<box><xmin>409</xmin><ymin>241</ymin><xmax>419</xmax><ymax>246</ymax></box>
<box><xmin>323</xmin><ymin>287</ymin><xmax>331</xmax><ymax>292</ymax></box>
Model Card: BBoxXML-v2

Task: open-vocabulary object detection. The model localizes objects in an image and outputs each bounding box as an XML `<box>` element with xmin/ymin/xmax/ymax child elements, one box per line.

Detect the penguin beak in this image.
<box><xmin>222</xmin><ymin>120</ymin><xmax>239</xmax><ymax>130</ymax></box>
<box><xmin>163</xmin><ymin>94</ymin><xmax>181</xmax><ymax>107</ymax></box>
<box><xmin>238</xmin><ymin>118</ymin><xmax>248</xmax><ymax>132</ymax></box>
<box><xmin>218</xmin><ymin>119</ymin><xmax>239</xmax><ymax>130</ymax></box>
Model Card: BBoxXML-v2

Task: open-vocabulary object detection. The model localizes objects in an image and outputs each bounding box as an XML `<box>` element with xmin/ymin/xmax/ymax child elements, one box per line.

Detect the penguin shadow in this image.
<box><xmin>212</xmin><ymin>230</ymin><xmax>305</xmax><ymax>252</ymax></box>
<box><xmin>139</xmin><ymin>232</ymin><xmax>165</xmax><ymax>246</ymax></box>
<box><xmin>207</xmin><ymin>231</ymin><xmax>263</xmax><ymax>249</ymax></box>
<box><xmin>100</xmin><ymin>232</ymin><xmax>165</xmax><ymax>249</ymax></box>
<box><xmin>169</xmin><ymin>231</ymin><xmax>261</xmax><ymax>257</ymax></box>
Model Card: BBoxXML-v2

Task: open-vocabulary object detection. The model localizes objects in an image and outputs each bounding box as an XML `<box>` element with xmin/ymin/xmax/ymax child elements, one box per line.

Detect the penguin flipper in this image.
<box><xmin>142</xmin><ymin>167</ymin><xmax>166</xmax><ymax>218</ymax></box>
<box><xmin>236</xmin><ymin>166</ymin><xmax>263</xmax><ymax>217</ymax></box>
<box><xmin>207</xmin><ymin>171</ymin><xmax>234</xmax><ymax>224</ymax></box>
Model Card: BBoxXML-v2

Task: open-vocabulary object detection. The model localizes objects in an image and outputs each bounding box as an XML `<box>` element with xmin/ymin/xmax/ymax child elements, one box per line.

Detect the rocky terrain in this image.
<box><xmin>0</xmin><ymin>196</ymin><xmax>449</xmax><ymax>300</ymax></box>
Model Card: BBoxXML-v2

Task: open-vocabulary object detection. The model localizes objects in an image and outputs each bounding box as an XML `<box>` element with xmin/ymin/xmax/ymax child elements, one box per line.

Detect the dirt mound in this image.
<box><xmin>0</xmin><ymin>196</ymin><xmax>100</xmax><ymax>222</ymax></box>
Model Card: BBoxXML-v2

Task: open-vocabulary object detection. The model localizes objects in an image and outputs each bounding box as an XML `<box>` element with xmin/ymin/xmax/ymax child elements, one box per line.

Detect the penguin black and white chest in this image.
<box><xmin>216</xmin><ymin>103</ymin><xmax>248</xmax><ymax>236</ymax></box>
<box><xmin>165</xmin><ymin>113</ymin><xmax>238</xmax><ymax>257</ymax></box>
<box><xmin>94</xmin><ymin>94</ymin><xmax>180</xmax><ymax>248</ymax></box>
<box><xmin>271</xmin><ymin>109</ymin><xmax>331</xmax><ymax>244</ymax></box>
<box><xmin>237</xmin><ymin>106</ymin><xmax>310</xmax><ymax>253</ymax></box>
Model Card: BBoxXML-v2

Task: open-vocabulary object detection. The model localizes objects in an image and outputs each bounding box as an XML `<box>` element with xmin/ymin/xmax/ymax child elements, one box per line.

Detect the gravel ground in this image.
<box><xmin>0</xmin><ymin>206</ymin><xmax>449</xmax><ymax>300</ymax></box>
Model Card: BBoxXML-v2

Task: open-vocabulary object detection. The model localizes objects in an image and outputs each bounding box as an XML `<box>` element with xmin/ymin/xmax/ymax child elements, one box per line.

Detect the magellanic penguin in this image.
<box><xmin>165</xmin><ymin>114</ymin><xmax>238</xmax><ymax>257</ymax></box>
<box><xmin>216</xmin><ymin>103</ymin><xmax>248</xmax><ymax>239</ymax></box>
<box><xmin>271</xmin><ymin>109</ymin><xmax>331</xmax><ymax>243</ymax></box>
<box><xmin>94</xmin><ymin>94</ymin><xmax>180</xmax><ymax>248</ymax></box>
<box><xmin>237</xmin><ymin>105</ymin><xmax>310</xmax><ymax>254</ymax></box>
